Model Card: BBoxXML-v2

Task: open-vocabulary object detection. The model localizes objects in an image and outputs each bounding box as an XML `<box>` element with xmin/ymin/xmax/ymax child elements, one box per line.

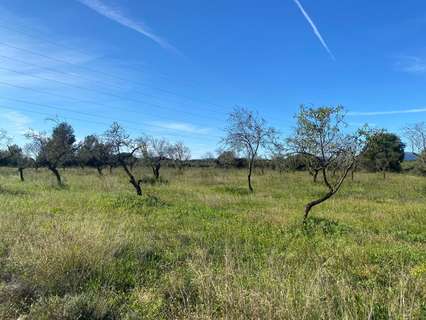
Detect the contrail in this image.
<box><xmin>292</xmin><ymin>0</ymin><xmax>335</xmax><ymax>60</ymax></box>
<box><xmin>348</xmin><ymin>108</ymin><xmax>426</xmax><ymax>116</ymax></box>
<box><xmin>77</xmin><ymin>0</ymin><xmax>179</xmax><ymax>54</ymax></box>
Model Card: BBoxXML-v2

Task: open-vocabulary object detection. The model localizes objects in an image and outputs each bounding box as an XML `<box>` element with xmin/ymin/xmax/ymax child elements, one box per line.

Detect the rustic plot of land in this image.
<box><xmin>1</xmin><ymin>168</ymin><xmax>426</xmax><ymax>319</ymax></box>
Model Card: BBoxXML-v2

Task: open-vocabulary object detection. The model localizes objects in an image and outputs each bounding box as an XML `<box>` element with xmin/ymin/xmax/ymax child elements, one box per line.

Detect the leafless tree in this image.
<box><xmin>168</xmin><ymin>141</ymin><xmax>191</xmax><ymax>171</ymax></box>
<box><xmin>0</xmin><ymin>130</ymin><xmax>13</xmax><ymax>161</ymax></box>
<box><xmin>404</xmin><ymin>122</ymin><xmax>426</xmax><ymax>155</ymax></box>
<box><xmin>288</xmin><ymin>105</ymin><xmax>368</xmax><ymax>223</ymax></box>
<box><xmin>140</xmin><ymin>137</ymin><xmax>170</xmax><ymax>180</ymax></box>
<box><xmin>221</xmin><ymin>107</ymin><xmax>277</xmax><ymax>192</ymax></box>
<box><xmin>104</xmin><ymin>122</ymin><xmax>143</xmax><ymax>195</ymax></box>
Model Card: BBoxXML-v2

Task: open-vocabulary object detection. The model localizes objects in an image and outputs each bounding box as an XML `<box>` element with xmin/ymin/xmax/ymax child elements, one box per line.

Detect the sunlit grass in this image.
<box><xmin>1</xmin><ymin>167</ymin><xmax>426</xmax><ymax>319</ymax></box>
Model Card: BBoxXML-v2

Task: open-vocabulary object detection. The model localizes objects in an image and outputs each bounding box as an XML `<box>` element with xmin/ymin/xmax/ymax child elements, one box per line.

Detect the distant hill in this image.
<box><xmin>404</xmin><ymin>152</ymin><xmax>418</xmax><ymax>161</ymax></box>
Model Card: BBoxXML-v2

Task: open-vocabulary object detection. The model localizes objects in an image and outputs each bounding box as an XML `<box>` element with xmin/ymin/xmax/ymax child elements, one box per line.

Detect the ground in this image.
<box><xmin>0</xmin><ymin>167</ymin><xmax>426</xmax><ymax>319</ymax></box>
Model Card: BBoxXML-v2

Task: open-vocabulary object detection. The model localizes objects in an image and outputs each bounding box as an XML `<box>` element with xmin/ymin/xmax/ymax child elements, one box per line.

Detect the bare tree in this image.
<box><xmin>140</xmin><ymin>137</ymin><xmax>170</xmax><ymax>180</ymax></box>
<box><xmin>25</xmin><ymin>122</ymin><xmax>77</xmax><ymax>186</ymax></box>
<box><xmin>404</xmin><ymin>122</ymin><xmax>426</xmax><ymax>155</ymax></box>
<box><xmin>168</xmin><ymin>141</ymin><xmax>191</xmax><ymax>171</ymax></box>
<box><xmin>221</xmin><ymin>107</ymin><xmax>277</xmax><ymax>192</ymax></box>
<box><xmin>104</xmin><ymin>122</ymin><xmax>143</xmax><ymax>195</ymax></box>
<box><xmin>403</xmin><ymin>123</ymin><xmax>426</xmax><ymax>175</ymax></box>
<box><xmin>288</xmin><ymin>105</ymin><xmax>368</xmax><ymax>223</ymax></box>
<box><xmin>0</xmin><ymin>130</ymin><xmax>13</xmax><ymax>162</ymax></box>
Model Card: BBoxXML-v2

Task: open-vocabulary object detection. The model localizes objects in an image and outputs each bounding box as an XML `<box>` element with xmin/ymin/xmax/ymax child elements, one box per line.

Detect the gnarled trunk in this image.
<box><xmin>49</xmin><ymin>166</ymin><xmax>62</xmax><ymax>186</ymax></box>
<box><xmin>303</xmin><ymin>164</ymin><xmax>353</xmax><ymax>224</ymax></box>
<box><xmin>304</xmin><ymin>190</ymin><xmax>334</xmax><ymax>223</ymax></box>
<box><xmin>120</xmin><ymin>161</ymin><xmax>142</xmax><ymax>195</ymax></box>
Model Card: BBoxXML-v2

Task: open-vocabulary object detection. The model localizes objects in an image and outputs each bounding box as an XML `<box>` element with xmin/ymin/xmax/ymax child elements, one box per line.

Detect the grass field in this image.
<box><xmin>1</xmin><ymin>167</ymin><xmax>426</xmax><ymax>319</ymax></box>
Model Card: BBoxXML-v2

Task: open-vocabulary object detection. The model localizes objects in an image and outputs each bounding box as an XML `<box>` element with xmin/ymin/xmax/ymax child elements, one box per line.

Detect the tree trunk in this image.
<box><xmin>248</xmin><ymin>158</ymin><xmax>254</xmax><ymax>192</ymax></box>
<box><xmin>303</xmin><ymin>164</ymin><xmax>353</xmax><ymax>224</ymax></box>
<box><xmin>18</xmin><ymin>168</ymin><xmax>24</xmax><ymax>182</ymax></box>
<box><xmin>383</xmin><ymin>170</ymin><xmax>386</xmax><ymax>179</ymax></box>
<box><xmin>49</xmin><ymin>166</ymin><xmax>62</xmax><ymax>186</ymax></box>
<box><xmin>152</xmin><ymin>165</ymin><xmax>160</xmax><ymax>180</ymax></box>
<box><xmin>121</xmin><ymin>161</ymin><xmax>142</xmax><ymax>196</ymax></box>
<box><xmin>351</xmin><ymin>170</ymin><xmax>355</xmax><ymax>181</ymax></box>
<box><xmin>96</xmin><ymin>166</ymin><xmax>103</xmax><ymax>176</ymax></box>
<box><xmin>303</xmin><ymin>190</ymin><xmax>334</xmax><ymax>223</ymax></box>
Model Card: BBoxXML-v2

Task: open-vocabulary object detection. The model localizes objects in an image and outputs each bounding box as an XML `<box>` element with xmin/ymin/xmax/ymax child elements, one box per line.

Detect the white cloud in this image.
<box><xmin>77</xmin><ymin>0</ymin><xmax>179</xmax><ymax>54</ymax></box>
<box><xmin>292</xmin><ymin>0</ymin><xmax>335</xmax><ymax>60</ymax></box>
<box><xmin>148</xmin><ymin>121</ymin><xmax>211</xmax><ymax>134</ymax></box>
<box><xmin>348</xmin><ymin>108</ymin><xmax>426</xmax><ymax>116</ymax></box>
<box><xmin>0</xmin><ymin>110</ymin><xmax>32</xmax><ymax>135</ymax></box>
<box><xmin>395</xmin><ymin>56</ymin><xmax>426</xmax><ymax>74</ymax></box>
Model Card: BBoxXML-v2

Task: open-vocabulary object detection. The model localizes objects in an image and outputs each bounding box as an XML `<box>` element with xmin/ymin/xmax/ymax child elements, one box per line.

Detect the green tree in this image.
<box><xmin>77</xmin><ymin>135</ymin><xmax>113</xmax><ymax>175</ymax></box>
<box><xmin>4</xmin><ymin>145</ymin><xmax>33</xmax><ymax>182</ymax></box>
<box><xmin>362</xmin><ymin>132</ymin><xmax>405</xmax><ymax>178</ymax></box>
<box><xmin>26</xmin><ymin>122</ymin><xmax>77</xmax><ymax>186</ymax></box>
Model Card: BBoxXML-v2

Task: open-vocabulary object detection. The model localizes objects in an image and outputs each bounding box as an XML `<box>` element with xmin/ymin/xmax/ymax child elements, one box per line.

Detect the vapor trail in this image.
<box><xmin>292</xmin><ymin>0</ymin><xmax>335</xmax><ymax>60</ymax></box>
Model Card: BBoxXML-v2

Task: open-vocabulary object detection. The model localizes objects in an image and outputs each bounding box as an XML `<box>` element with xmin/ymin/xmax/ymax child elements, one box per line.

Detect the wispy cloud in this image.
<box><xmin>0</xmin><ymin>16</ymin><xmax>102</xmax><ymax>90</ymax></box>
<box><xmin>148</xmin><ymin>121</ymin><xmax>211</xmax><ymax>134</ymax></box>
<box><xmin>77</xmin><ymin>0</ymin><xmax>178</xmax><ymax>54</ymax></box>
<box><xmin>0</xmin><ymin>110</ymin><xmax>32</xmax><ymax>135</ymax></box>
<box><xmin>348</xmin><ymin>108</ymin><xmax>426</xmax><ymax>116</ymax></box>
<box><xmin>292</xmin><ymin>0</ymin><xmax>335</xmax><ymax>60</ymax></box>
<box><xmin>395</xmin><ymin>56</ymin><xmax>426</xmax><ymax>74</ymax></box>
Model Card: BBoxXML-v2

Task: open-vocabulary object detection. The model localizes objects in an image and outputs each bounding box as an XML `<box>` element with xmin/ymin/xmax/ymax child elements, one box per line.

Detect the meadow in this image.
<box><xmin>1</xmin><ymin>167</ymin><xmax>426</xmax><ymax>319</ymax></box>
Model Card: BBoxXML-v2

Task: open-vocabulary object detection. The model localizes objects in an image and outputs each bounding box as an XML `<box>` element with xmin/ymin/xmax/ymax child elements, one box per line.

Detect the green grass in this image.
<box><xmin>1</xmin><ymin>167</ymin><xmax>426</xmax><ymax>319</ymax></box>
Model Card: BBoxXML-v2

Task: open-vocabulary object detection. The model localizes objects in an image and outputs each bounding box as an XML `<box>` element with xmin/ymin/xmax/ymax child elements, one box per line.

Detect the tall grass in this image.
<box><xmin>0</xmin><ymin>167</ymin><xmax>426</xmax><ymax>319</ymax></box>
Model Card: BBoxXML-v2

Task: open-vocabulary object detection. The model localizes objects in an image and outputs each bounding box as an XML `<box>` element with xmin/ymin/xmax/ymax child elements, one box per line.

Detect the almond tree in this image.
<box><xmin>404</xmin><ymin>122</ymin><xmax>426</xmax><ymax>174</ymax></box>
<box><xmin>104</xmin><ymin>123</ymin><xmax>143</xmax><ymax>195</ymax></box>
<box><xmin>26</xmin><ymin>122</ymin><xmax>77</xmax><ymax>186</ymax></box>
<box><xmin>168</xmin><ymin>141</ymin><xmax>191</xmax><ymax>171</ymax></box>
<box><xmin>404</xmin><ymin>122</ymin><xmax>426</xmax><ymax>155</ymax></box>
<box><xmin>140</xmin><ymin>137</ymin><xmax>170</xmax><ymax>180</ymax></box>
<box><xmin>222</xmin><ymin>107</ymin><xmax>277</xmax><ymax>192</ymax></box>
<box><xmin>288</xmin><ymin>105</ymin><xmax>368</xmax><ymax>223</ymax></box>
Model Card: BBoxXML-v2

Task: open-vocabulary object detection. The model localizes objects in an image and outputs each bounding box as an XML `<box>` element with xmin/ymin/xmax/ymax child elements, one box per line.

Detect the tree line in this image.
<box><xmin>0</xmin><ymin>105</ymin><xmax>424</xmax><ymax>223</ymax></box>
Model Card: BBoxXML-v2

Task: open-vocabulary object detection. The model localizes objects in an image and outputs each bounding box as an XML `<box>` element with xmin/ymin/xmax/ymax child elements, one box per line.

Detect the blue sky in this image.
<box><xmin>0</xmin><ymin>0</ymin><xmax>425</xmax><ymax>157</ymax></box>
